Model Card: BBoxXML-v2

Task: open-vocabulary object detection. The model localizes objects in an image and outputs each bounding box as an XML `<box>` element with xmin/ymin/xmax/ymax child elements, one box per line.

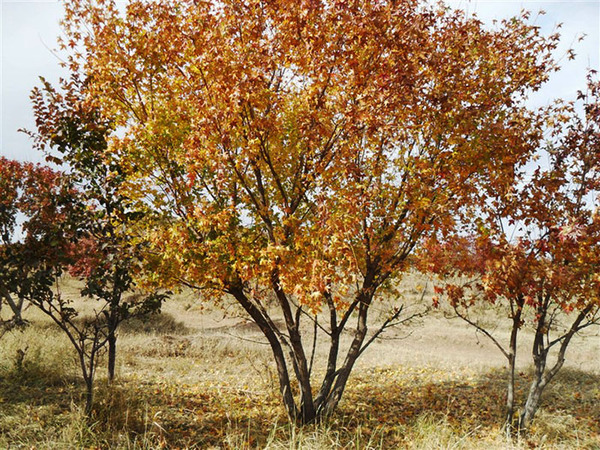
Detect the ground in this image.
<box><xmin>0</xmin><ymin>275</ymin><xmax>598</xmax><ymax>449</ymax></box>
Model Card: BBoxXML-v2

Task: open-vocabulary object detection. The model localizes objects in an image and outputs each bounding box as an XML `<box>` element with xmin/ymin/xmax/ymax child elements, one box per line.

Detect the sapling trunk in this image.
<box><xmin>78</xmin><ymin>346</ymin><xmax>97</xmax><ymax>418</ymax></box>
<box><xmin>107</xmin><ymin>331</ymin><xmax>117</xmax><ymax>382</ymax></box>
<box><xmin>519</xmin><ymin>378</ymin><xmax>545</xmax><ymax>432</ymax></box>
<box><xmin>505</xmin><ymin>345</ymin><xmax>517</xmax><ymax>436</ymax></box>
<box><xmin>84</xmin><ymin>377</ymin><xmax>94</xmax><ymax>417</ymax></box>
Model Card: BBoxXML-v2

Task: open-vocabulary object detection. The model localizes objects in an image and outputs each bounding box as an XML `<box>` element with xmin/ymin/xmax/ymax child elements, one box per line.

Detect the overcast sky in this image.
<box><xmin>1</xmin><ymin>0</ymin><xmax>599</xmax><ymax>163</ymax></box>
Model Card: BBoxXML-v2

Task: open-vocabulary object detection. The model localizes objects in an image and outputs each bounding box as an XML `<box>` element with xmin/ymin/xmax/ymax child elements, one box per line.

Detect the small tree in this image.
<box><xmin>0</xmin><ymin>158</ymin><xmax>107</xmax><ymax>413</ymax></box>
<box><xmin>61</xmin><ymin>0</ymin><xmax>557</xmax><ymax>423</ymax></box>
<box><xmin>27</xmin><ymin>75</ymin><xmax>168</xmax><ymax>382</ymax></box>
<box><xmin>35</xmin><ymin>276</ymin><xmax>113</xmax><ymax>416</ymax></box>
<box><xmin>1</xmin><ymin>154</ymin><xmax>167</xmax><ymax>414</ymax></box>
<box><xmin>427</xmin><ymin>76</ymin><xmax>600</xmax><ymax>436</ymax></box>
<box><xmin>0</xmin><ymin>158</ymin><xmax>78</xmax><ymax>333</ymax></box>
<box><xmin>0</xmin><ymin>157</ymin><xmax>29</xmax><ymax>333</ymax></box>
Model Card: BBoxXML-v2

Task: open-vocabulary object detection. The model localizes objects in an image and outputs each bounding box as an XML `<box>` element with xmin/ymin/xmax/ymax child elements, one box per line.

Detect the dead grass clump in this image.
<box><xmin>0</xmin><ymin>327</ymin><xmax>75</xmax><ymax>388</ymax></box>
<box><xmin>89</xmin><ymin>382</ymin><xmax>157</xmax><ymax>437</ymax></box>
<box><xmin>120</xmin><ymin>311</ymin><xmax>189</xmax><ymax>335</ymax></box>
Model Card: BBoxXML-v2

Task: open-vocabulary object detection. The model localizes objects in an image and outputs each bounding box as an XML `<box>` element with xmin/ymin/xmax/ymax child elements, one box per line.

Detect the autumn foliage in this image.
<box><xmin>0</xmin><ymin>72</ymin><xmax>170</xmax><ymax>415</ymax></box>
<box><xmin>53</xmin><ymin>0</ymin><xmax>563</xmax><ymax>424</ymax></box>
<box><xmin>426</xmin><ymin>75</ymin><xmax>600</xmax><ymax>434</ymax></box>
<box><xmin>2</xmin><ymin>0</ymin><xmax>597</xmax><ymax>442</ymax></box>
<box><xmin>28</xmin><ymin>75</ymin><xmax>169</xmax><ymax>384</ymax></box>
<box><xmin>0</xmin><ymin>158</ymin><xmax>78</xmax><ymax>330</ymax></box>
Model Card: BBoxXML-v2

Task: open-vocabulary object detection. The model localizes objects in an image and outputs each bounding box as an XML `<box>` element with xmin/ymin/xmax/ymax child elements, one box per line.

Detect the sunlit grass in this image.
<box><xmin>0</xmin><ymin>276</ymin><xmax>598</xmax><ymax>448</ymax></box>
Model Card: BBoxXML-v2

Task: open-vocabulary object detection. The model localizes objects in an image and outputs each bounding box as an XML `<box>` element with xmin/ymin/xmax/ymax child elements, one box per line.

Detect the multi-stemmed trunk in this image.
<box><xmin>71</xmin><ymin>326</ymin><xmax>106</xmax><ymax>417</ymax></box>
<box><xmin>456</xmin><ymin>293</ymin><xmax>598</xmax><ymax>438</ymax></box>
<box><xmin>0</xmin><ymin>287</ymin><xmax>26</xmax><ymax>331</ymax></box>
<box><xmin>517</xmin><ymin>303</ymin><xmax>595</xmax><ymax>433</ymax></box>
<box><xmin>32</xmin><ymin>289</ymin><xmax>108</xmax><ymax>418</ymax></box>
<box><xmin>226</xmin><ymin>268</ymin><xmax>387</xmax><ymax>424</ymax></box>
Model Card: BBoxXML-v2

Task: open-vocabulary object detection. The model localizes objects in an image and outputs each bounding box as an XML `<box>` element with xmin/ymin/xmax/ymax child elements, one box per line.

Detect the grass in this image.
<box><xmin>0</xmin><ymin>277</ymin><xmax>598</xmax><ymax>449</ymax></box>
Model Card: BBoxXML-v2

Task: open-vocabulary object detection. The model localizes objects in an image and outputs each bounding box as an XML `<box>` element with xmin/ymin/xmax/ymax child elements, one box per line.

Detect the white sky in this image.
<box><xmin>1</xmin><ymin>0</ymin><xmax>599</xmax><ymax>163</ymax></box>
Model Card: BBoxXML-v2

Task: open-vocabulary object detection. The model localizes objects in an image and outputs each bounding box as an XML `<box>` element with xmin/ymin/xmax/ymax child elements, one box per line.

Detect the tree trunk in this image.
<box><xmin>0</xmin><ymin>288</ymin><xmax>24</xmax><ymax>325</ymax></box>
<box><xmin>314</xmin><ymin>327</ymin><xmax>340</xmax><ymax>412</ymax></box>
<box><xmin>319</xmin><ymin>318</ymin><xmax>366</xmax><ymax>416</ymax></box>
<box><xmin>271</xmin><ymin>271</ymin><xmax>317</xmax><ymax>423</ymax></box>
<box><xmin>228</xmin><ymin>286</ymin><xmax>299</xmax><ymax>421</ymax></box>
<box><xmin>518</xmin><ymin>301</ymin><xmax>549</xmax><ymax>434</ymax></box>
<box><xmin>107</xmin><ymin>330</ymin><xmax>116</xmax><ymax>382</ymax></box>
<box><xmin>517</xmin><ymin>303</ymin><xmax>593</xmax><ymax>433</ymax></box>
<box><xmin>107</xmin><ymin>267</ymin><xmax>123</xmax><ymax>383</ymax></box>
<box><xmin>107</xmin><ymin>305</ymin><xmax>119</xmax><ymax>382</ymax></box>
<box><xmin>227</xmin><ymin>272</ymin><xmax>383</xmax><ymax>425</ymax></box>
<box><xmin>319</xmin><ymin>289</ymin><xmax>372</xmax><ymax>418</ymax></box>
<box><xmin>505</xmin><ymin>349</ymin><xmax>517</xmax><ymax>435</ymax></box>
<box><xmin>78</xmin><ymin>349</ymin><xmax>95</xmax><ymax>417</ymax></box>
<box><xmin>519</xmin><ymin>377</ymin><xmax>545</xmax><ymax>432</ymax></box>
<box><xmin>84</xmin><ymin>377</ymin><xmax>94</xmax><ymax>417</ymax></box>
<box><xmin>505</xmin><ymin>297</ymin><xmax>523</xmax><ymax>437</ymax></box>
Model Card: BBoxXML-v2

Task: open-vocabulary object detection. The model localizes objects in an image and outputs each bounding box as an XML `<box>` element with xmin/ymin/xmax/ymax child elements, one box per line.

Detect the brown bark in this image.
<box><xmin>271</xmin><ymin>270</ymin><xmax>316</xmax><ymax>422</ymax></box>
<box><xmin>107</xmin><ymin>330</ymin><xmax>117</xmax><ymax>382</ymax></box>
<box><xmin>505</xmin><ymin>296</ymin><xmax>523</xmax><ymax>436</ymax></box>
<box><xmin>314</xmin><ymin>292</ymin><xmax>341</xmax><ymax>413</ymax></box>
<box><xmin>518</xmin><ymin>304</ymin><xmax>595</xmax><ymax>432</ymax></box>
<box><xmin>228</xmin><ymin>286</ymin><xmax>299</xmax><ymax>421</ymax></box>
<box><xmin>0</xmin><ymin>287</ymin><xmax>25</xmax><ymax>325</ymax></box>
<box><xmin>227</xmin><ymin>267</ymin><xmax>387</xmax><ymax>424</ymax></box>
<box><xmin>319</xmin><ymin>280</ymin><xmax>375</xmax><ymax>417</ymax></box>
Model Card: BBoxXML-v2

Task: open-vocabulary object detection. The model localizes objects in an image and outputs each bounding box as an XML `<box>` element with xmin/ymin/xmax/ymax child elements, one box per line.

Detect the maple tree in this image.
<box><xmin>0</xmin><ymin>157</ymin><xmax>28</xmax><ymax>333</ymax></box>
<box><xmin>27</xmin><ymin>75</ymin><xmax>169</xmax><ymax>383</ymax></box>
<box><xmin>60</xmin><ymin>0</ymin><xmax>558</xmax><ymax>423</ymax></box>
<box><xmin>0</xmin><ymin>149</ymin><xmax>164</xmax><ymax>415</ymax></box>
<box><xmin>0</xmin><ymin>158</ymin><xmax>69</xmax><ymax>335</ymax></box>
<box><xmin>427</xmin><ymin>75</ymin><xmax>600</xmax><ymax>435</ymax></box>
<box><xmin>0</xmin><ymin>157</ymin><xmax>106</xmax><ymax>413</ymax></box>
<box><xmin>0</xmin><ymin>75</ymin><xmax>167</xmax><ymax>414</ymax></box>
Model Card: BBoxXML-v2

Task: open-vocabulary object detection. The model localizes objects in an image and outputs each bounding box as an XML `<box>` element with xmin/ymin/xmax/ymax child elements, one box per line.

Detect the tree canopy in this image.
<box><xmin>55</xmin><ymin>0</ymin><xmax>561</xmax><ymax>423</ymax></box>
<box><xmin>426</xmin><ymin>75</ymin><xmax>600</xmax><ymax>434</ymax></box>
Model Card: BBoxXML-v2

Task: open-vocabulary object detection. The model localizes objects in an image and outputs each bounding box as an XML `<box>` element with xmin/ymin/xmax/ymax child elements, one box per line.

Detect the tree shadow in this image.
<box><xmin>339</xmin><ymin>365</ymin><xmax>600</xmax><ymax>443</ymax></box>
<box><xmin>0</xmin><ymin>361</ymin><xmax>597</xmax><ymax>448</ymax></box>
<box><xmin>113</xmin><ymin>365</ymin><xmax>600</xmax><ymax>448</ymax></box>
<box><xmin>0</xmin><ymin>355</ymin><xmax>80</xmax><ymax>407</ymax></box>
<box><xmin>120</xmin><ymin>311</ymin><xmax>190</xmax><ymax>335</ymax></box>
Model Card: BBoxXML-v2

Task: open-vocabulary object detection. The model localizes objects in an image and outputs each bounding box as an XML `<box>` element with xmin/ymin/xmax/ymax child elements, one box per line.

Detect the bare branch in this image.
<box><xmin>454</xmin><ymin>305</ymin><xmax>510</xmax><ymax>360</ymax></box>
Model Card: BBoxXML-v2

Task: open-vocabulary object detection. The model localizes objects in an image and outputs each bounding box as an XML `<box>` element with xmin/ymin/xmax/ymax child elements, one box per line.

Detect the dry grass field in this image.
<box><xmin>0</xmin><ymin>275</ymin><xmax>598</xmax><ymax>449</ymax></box>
